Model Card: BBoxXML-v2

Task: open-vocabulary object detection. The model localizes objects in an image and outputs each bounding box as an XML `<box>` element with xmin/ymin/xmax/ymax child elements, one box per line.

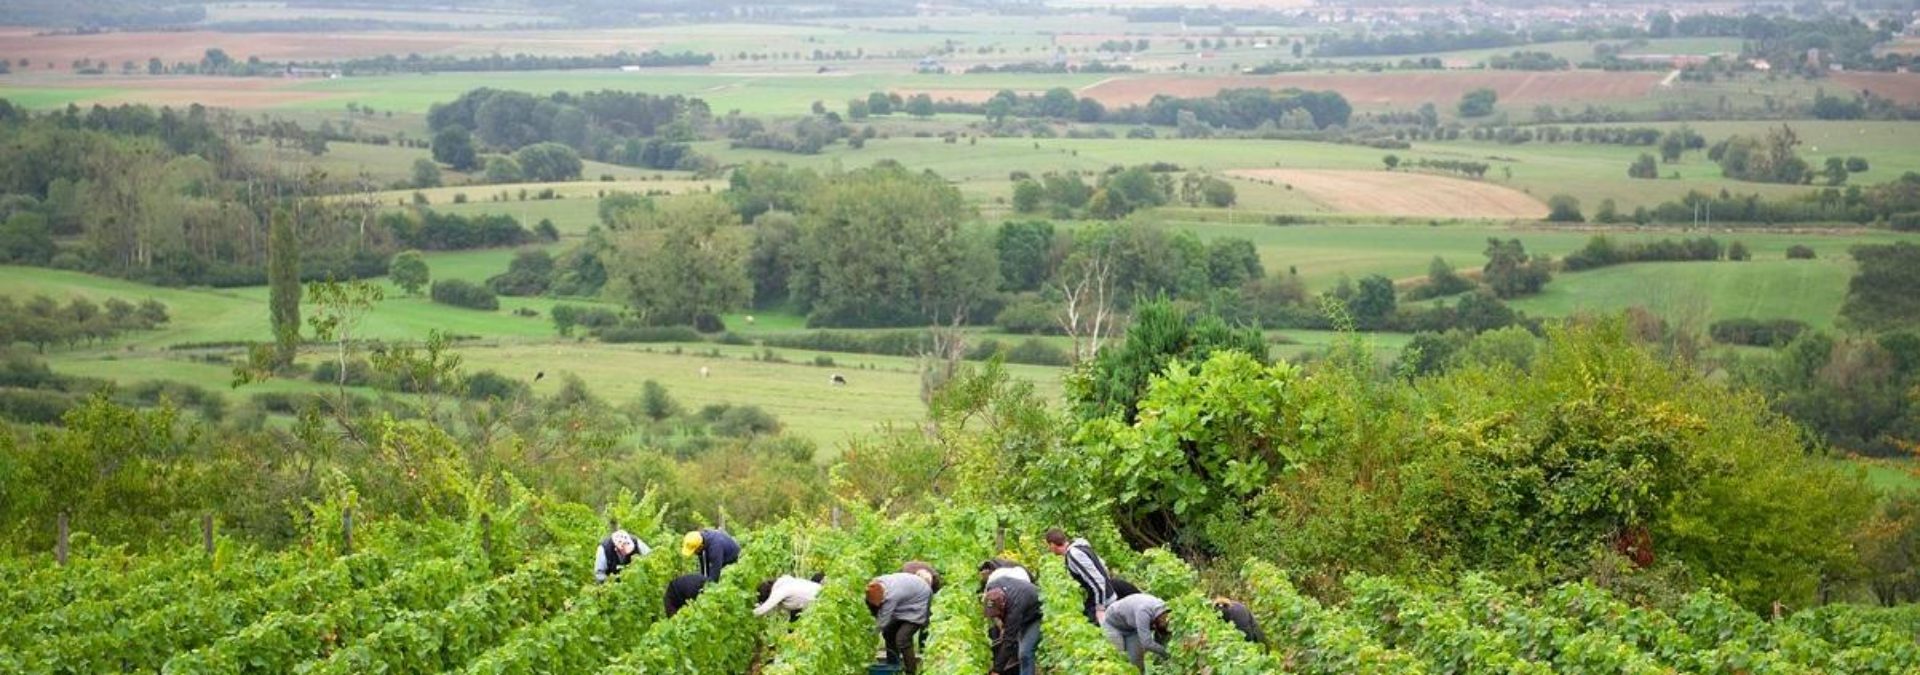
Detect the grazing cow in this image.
<box><xmin>830</xmin><ymin>374</ymin><xmax>848</xmax><ymax>386</ymax></box>
<box><xmin>700</xmin><ymin>366</ymin><xmax>711</xmax><ymax>379</ymax></box>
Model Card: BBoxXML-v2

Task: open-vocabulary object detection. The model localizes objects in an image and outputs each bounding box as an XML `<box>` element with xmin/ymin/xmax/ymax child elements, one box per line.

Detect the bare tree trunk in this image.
<box><xmin>1056</xmin><ymin>250</ymin><xmax>1116</xmax><ymax>363</ymax></box>
<box><xmin>921</xmin><ymin>308</ymin><xmax>969</xmax><ymax>404</ymax></box>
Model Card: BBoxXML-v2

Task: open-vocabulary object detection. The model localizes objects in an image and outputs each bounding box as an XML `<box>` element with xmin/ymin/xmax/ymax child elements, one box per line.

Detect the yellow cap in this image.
<box><xmin>681</xmin><ymin>531</ymin><xmax>704</xmax><ymax>557</ymax></box>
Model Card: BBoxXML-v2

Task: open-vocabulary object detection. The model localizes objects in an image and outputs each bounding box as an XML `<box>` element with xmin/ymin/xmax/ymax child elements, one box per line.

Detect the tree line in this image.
<box><xmin>325</xmin><ymin>50</ymin><xmax>712</xmax><ymax>75</ymax></box>
<box><xmin>0</xmin><ymin>99</ymin><xmax>400</xmax><ymax>287</ymax></box>
<box><xmin>1612</xmin><ymin>172</ymin><xmax>1920</xmax><ymax>227</ymax></box>
<box><xmin>1561</xmin><ymin>236</ymin><xmax>1739</xmax><ymax>271</ymax></box>
<box><xmin>881</xmin><ymin>86</ymin><xmax>1353</xmax><ymax>131</ymax></box>
<box><xmin>0</xmin><ymin>294</ymin><xmax>169</xmax><ymax>353</ymax></box>
<box><xmin>427</xmin><ymin>88</ymin><xmax>713</xmax><ymax>172</ymax></box>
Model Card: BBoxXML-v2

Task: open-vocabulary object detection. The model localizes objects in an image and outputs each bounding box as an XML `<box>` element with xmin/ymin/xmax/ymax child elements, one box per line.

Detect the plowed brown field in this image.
<box><xmin>1831</xmin><ymin>72</ymin><xmax>1920</xmax><ymax>104</ymax></box>
<box><xmin>1227</xmin><ymin>169</ymin><xmax>1547</xmax><ymax>219</ymax></box>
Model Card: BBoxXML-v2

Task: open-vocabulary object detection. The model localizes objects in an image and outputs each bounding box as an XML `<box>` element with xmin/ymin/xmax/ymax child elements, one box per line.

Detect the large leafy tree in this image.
<box><xmin>512</xmin><ymin>143</ymin><xmax>583</xmax><ymax>182</ymax></box>
<box><xmin>1069</xmin><ymin>298</ymin><xmax>1266</xmax><ymax>424</ymax></box>
<box><xmin>388</xmin><ymin>250</ymin><xmax>430</xmax><ymax>295</ymax></box>
<box><xmin>1348</xmin><ymin>274</ymin><xmax>1397</xmax><ymax>329</ymax></box>
<box><xmin>790</xmin><ymin>164</ymin><xmax>998</xmax><ymax>328</ymax></box>
<box><xmin>1482</xmin><ymin>238</ymin><xmax>1551</xmax><ymax>299</ymax></box>
<box><xmin>610</xmin><ymin>195</ymin><xmax>751</xmax><ymax>325</ymax></box>
<box><xmin>994</xmin><ymin>220</ymin><xmax>1055</xmax><ymax>292</ymax></box>
<box><xmin>431</xmin><ymin>125</ymin><xmax>479</xmax><ymax>171</ymax></box>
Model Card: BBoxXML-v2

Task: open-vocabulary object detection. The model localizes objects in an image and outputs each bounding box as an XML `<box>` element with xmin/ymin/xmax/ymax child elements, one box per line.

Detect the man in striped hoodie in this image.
<box><xmin>1046</xmin><ymin>527</ymin><xmax>1115</xmax><ymax>624</ymax></box>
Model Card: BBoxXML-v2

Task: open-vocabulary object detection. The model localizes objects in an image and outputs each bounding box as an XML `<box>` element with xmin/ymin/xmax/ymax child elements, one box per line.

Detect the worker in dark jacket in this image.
<box><xmin>1046</xmin><ymin>527</ymin><xmax>1115</xmax><ymax>624</ymax></box>
<box><xmin>593</xmin><ymin>530</ymin><xmax>650</xmax><ymax>583</ymax></box>
<box><xmin>1101</xmin><ymin>593</ymin><xmax>1171</xmax><ymax>672</ymax></box>
<box><xmin>866</xmin><ymin>572</ymin><xmax>933</xmax><ymax>675</ymax></box>
<box><xmin>681</xmin><ymin>529</ymin><xmax>740</xmax><ymax>582</ymax></box>
<box><xmin>1213</xmin><ymin>597</ymin><xmax>1264</xmax><ymax>644</ymax></box>
<box><xmin>984</xmin><ymin>576</ymin><xmax>1043</xmax><ymax>675</ymax></box>
<box><xmin>664</xmin><ymin>573</ymin><xmax>707</xmax><ymax>617</ymax></box>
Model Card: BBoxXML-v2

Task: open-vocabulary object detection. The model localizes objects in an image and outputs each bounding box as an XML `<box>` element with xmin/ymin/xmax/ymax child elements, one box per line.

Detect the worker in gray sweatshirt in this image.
<box><xmin>865</xmin><ymin>572</ymin><xmax>933</xmax><ymax>674</ymax></box>
<box><xmin>1101</xmin><ymin>592</ymin><xmax>1171</xmax><ymax>672</ymax></box>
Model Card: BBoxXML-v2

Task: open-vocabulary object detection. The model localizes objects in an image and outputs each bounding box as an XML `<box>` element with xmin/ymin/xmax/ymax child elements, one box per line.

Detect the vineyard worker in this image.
<box><xmin>664</xmin><ymin>573</ymin><xmax>708</xmax><ymax>618</ymax></box>
<box><xmin>681</xmin><ymin>528</ymin><xmax>741</xmax><ymax>582</ymax></box>
<box><xmin>902</xmin><ymin>560</ymin><xmax>942</xmax><ymax>592</ymax></box>
<box><xmin>1212</xmin><ymin>597</ymin><xmax>1264</xmax><ymax>645</ymax></box>
<box><xmin>984</xmin><ymin>575</ymin><xmax>1043</xmax><ymax>675</ymax></box>
<box><xmin>900</xmin><ymin>560</ymin><xmax>941</xmax><ymax>652</ymax></box>
<box><xmin>977</xmin><ymin>558</ymin><xmax>1031</xmax><ymax>591</ymax></box>
<box><xmin>866</xmin><ymin>572</ymin><xmax>933</xmax><ymax>675</ymax></box>
<box><xmin>593</xmin><ymin>530</ymin><xmax>650</xmax><ymax>583</ymax></box>
<box><xmin>754</xmin><ymin>574</ymin><xmax>822</xmax><ymax>620</ymax></box>
<box><xmin>1101</xmin><ymin>592</ymin><xmax>1171</xmax><ymax>672</ymax></box>
<box><xmin>1045</xmin><ymin>527</ymin><xmax>1115</xmax><ymax>624</ymax></box>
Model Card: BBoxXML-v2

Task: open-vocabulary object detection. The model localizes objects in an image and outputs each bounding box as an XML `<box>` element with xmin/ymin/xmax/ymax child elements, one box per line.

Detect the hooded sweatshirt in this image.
<box><xmin>1062</xmin><ymin>537</ymin><xmax>1114</xmax><ymax>610</ymax></box>
<box><xmin>869</xmin><ymin>572</ymin><xmax>932</xmax><ymax>632</ymax></box>
<box><xmin>1103</xmin><ymin>593</ymin><xmax>1170</xmax><ymax>658</ymax></box>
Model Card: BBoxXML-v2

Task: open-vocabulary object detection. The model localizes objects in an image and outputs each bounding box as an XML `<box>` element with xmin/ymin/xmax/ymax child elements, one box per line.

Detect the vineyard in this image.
<box><xmin>2</xmin><ymin>505</ymin><xmax>1918</xmax><ymax>675</ymax></box>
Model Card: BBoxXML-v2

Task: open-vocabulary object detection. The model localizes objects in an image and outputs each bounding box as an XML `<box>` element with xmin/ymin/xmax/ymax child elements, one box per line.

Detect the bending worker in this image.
<box><xmin>593</xmin><ymin>530</ymin><xmax>649</xmax><ymax>583</ymax></box>
<box><xmin>866</xmin><ymin>571</ymin><xmax>933</xmax><ymax>675</ymax></box>
<box><xmin>681</xmin><ymin>528</ymin><xmax>740</xmax><ymax>582</ymax></box>
<box><xmin>1102</xmin><ymin>592</ymin><xmax>1172</xmax><ymax>672</ymax></box>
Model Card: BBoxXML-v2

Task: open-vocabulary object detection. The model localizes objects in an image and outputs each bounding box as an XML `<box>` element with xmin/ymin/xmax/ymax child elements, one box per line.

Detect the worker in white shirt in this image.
<box><xmin>977</xmin><ymin>558</ymin><xmax>1032</xmax><ymax>591</ymax></box>
<box><xmin>754</xmin><ymin>573</ymin><xmax>824</xmax><ymax>620</ymax></box>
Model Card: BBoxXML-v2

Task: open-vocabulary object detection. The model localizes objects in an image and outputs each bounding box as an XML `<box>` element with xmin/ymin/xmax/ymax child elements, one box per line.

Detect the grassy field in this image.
<box><xmin>0</xmin><ymin>264</ymin><xmax>1057</xmax><ymax>447</ymax></box>
<box><xmin>1857</xmin><ymin>459</ymin><xmax>1920</xmax><ymax>495</ymax></box>
<box><xmin>692</xmin><ymin>122</ymin><xmax>1920</xmax><ymax>214</ymax></box>
<box><xmin>1166</xmin><ymin>219</ymin><xmax>1907</xmax><ymax>283</ymax></box>
<box><xmin>227</xmin><ymin>127</ymin><xmax>1920</xmax><ymax>223</ymax></box>
<box><xmin>1508</xmin><ymin>259</ymin><xmax>1854</xmax><ymax>328</ymax></box>
<box><xmin>2</xmin><ymin>258</ymin><xmax>1435</xmax><ymax>446</ymax></box>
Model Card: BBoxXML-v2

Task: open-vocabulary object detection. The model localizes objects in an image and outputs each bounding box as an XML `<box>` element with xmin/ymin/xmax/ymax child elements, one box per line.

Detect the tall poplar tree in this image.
<box><xmin>268</xmin><ymin>208</ymin><xmax>301</xmax><ymax>366</ymax></box>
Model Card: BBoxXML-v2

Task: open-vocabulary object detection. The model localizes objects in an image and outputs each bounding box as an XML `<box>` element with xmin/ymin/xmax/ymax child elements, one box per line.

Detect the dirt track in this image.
<box><xmin>1227</xmin><ymin>169</ymin><xmax>1547</xmax><ymax>219</ymax></box>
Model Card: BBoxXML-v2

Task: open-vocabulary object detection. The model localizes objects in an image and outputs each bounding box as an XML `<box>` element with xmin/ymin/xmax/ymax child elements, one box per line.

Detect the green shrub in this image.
<box><xmin>1708</xmin><ymin>318</ymin><xmax>1808</xmax><ymax>347</ymax></box>
<box><xmin>994</xmin><ymin>296</ymin><xmax>1061</xmax><ymax>334</ymax></box>
<box><xmin>0</xmin><ymin>387</ymin><xmax>74</xmax><ymax>423</ymax></box>
<box><xmin>309</xmin><ymin>358</ymin><xmax>376</xmax><ymax>387</ymax></box>
<box><xmin>702</xmin><ymin>403</ymin><xmax>781</xmax><ymax>438</ymax></box>
<box><xmin>0</xmin><ymin>351</ymin><xmax>59</xmax><ymax>389</ymax></box>
<box><xmin>430</xmin><ymin>279</ymin><xmax>499</xmax><ymax>310</ymax></box>
<box><xmin>464</xmin><ymin>369</ymin><xmax>532</xmax><ymax>401</ymax></box>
